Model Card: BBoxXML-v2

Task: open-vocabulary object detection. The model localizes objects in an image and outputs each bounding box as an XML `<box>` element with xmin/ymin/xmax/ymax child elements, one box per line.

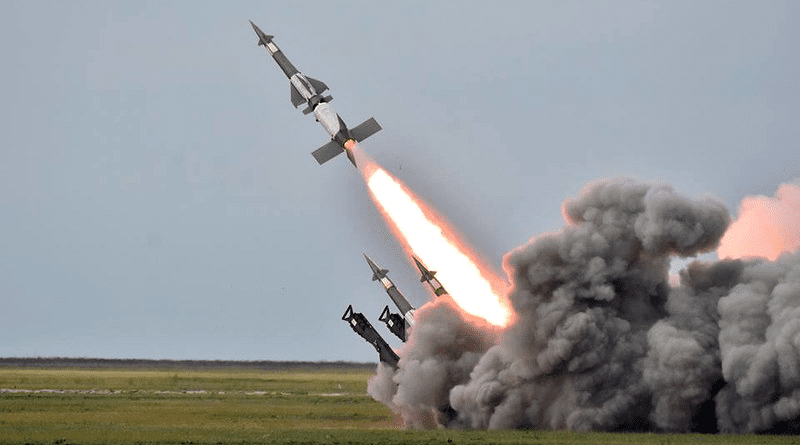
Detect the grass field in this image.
<box><xmin>1</xmin><ymin>365</ymin><xmax>798</xmax><ymax>444</ymax></box>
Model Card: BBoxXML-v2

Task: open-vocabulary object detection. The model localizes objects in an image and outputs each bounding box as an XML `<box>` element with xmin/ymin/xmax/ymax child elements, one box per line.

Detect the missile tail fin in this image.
<box><xmin>312</xmin><ymin>141</ymin><xmax>343</xmax><ymax>165</ymax></box>
<box><xmin>305</xmin><ymin>76</ymin><xmax>329</xmax><ymax>95</ymax></box>
<box><xmin>350</xmin><ymin>117</ymin><xmax>382</xmax><ymax>142</ymax></box>
<box><xmin>290</xmin><ymin>84</ymin><xmax>305</xmax><ymax>108</ymax></box>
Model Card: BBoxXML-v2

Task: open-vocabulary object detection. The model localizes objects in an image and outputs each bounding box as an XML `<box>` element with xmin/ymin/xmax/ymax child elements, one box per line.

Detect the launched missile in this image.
<box><xmin>364</xmin><ymin>254</ymin><xmax>415</xmax><ymax>342</ymax></box>
<box><xmin>413</xmin><ymin>256</ymin><xmax>448</xmax><ymax>296</ymax></box>
<box><xmin>342</xmin><ymin>305</ymin><xmax>399</xmax><ymax>367</ymax></box>
<box><xmin>249</xmin><ymin>21</ymin><xmax>382</xmax><ymax>167</ymax></box>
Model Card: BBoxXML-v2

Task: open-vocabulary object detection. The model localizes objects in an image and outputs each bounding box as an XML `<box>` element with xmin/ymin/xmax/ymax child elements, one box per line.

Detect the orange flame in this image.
<box><xmin>718</xmin><ymin>182</ymin><xmax>800</xmax><ymax>261</ymax></box>
<box><xmin>351</xmin><ymin>145</ymin><xmax>513</xmax><ymax>327</ymax></box>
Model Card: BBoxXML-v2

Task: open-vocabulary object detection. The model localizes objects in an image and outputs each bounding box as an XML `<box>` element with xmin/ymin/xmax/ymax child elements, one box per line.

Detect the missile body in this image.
<box><xmin>342</xmin><ymin>305</ymin><xmax>398</xmax><ymax>367</ymax></box>
<box><xmin>250</xmin><ymin>21</ymin><xmax>381</xmax><ymax>167</ymax></box>
<box><xmin>413</xmin><ymin>256</ymin><xmax>448</xmax><ymax>296</ymax></box>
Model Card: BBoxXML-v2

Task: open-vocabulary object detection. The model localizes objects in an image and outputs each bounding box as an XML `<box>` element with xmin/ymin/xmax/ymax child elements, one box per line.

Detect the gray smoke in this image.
<box><xmin>716</xmin><ymin>254</ymin><xmax>800</xmax><ymax>432</ymax></box>
<box><xmin>368</xmin><ymin>177</ymin><xmax>800</xmax><ymax>433</ymax></box>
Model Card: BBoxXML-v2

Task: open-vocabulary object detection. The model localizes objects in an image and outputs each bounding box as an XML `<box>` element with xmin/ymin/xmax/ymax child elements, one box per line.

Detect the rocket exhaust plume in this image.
<box><xmin>351</xmin><ymin>146</ymin><xmax>512</xmax><ymax>327</ymax></box>
<box><xmin>362</xmin><ymin>175</ymin><xmax>800</xmax><ymax>434</ymax></box>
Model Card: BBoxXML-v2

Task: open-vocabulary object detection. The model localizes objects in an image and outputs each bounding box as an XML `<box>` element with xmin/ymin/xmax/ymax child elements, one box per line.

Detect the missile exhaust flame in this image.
<box><xmin>717</xmin><ymin>181</ymin><xmax>800</xmax><ymax>261</ymax></box>
<box><xmin>351</xmin><ymin>147</ymin><xmax>513</xmax><ymax>327</ymax></box>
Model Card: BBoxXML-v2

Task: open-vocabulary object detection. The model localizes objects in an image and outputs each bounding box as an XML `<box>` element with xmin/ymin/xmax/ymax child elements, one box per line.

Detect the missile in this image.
<box><xmin>249</xmin><ymin>21</ymin><xmax>382</xmax><ymax>167</ymax></box>
<box><xmin>364</xmin><ymin>254</ymin><xmax>415</xmax><ymax>342</ymax></box>
<box><xmin>413</xmin><ymin>256</ymin><xmax>448</xmax><ymax>296</ymax></box>
<box><xmin>342</xmin><ymin>305</ymin><xmax>398</xmax><ymax>367</ymax></box>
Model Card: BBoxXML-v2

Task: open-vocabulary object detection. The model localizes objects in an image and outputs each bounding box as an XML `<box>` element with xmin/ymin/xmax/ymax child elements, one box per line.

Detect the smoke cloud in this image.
<box><xmin>368</xmin><ymin>177</ymin><xmax>800</xmax><ymax>433</ymax></box>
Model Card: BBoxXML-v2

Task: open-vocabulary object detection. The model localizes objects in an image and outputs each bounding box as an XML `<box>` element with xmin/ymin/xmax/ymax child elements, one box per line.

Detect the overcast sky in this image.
<box><xmin>1</xmin><ymin>1</ymin><xmax>797</xmax><ymax>362</ymax></box>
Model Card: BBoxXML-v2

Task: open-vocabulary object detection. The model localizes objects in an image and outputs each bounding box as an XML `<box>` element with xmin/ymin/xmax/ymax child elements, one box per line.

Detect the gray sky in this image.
<box><xmin>1</xmin><ymin>1</ymin><xmax>797</xmax><ymax>362</ymax></box>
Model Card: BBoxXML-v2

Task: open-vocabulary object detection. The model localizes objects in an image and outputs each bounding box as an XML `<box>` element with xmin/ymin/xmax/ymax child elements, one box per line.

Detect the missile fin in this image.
<box><xmin>290</xmin><ymin>83</ymin><xmax>305</xmax><ymax>108</ymax></box>
<box><xmin>305</xmin><ymin>76</ymin><xmax>329</xmax><ymax>95</ymax></box>
<box><xmin>373</xmin><ymin>269</ymin><xmax>389</xmax><ymax>281</ymax></box>
<box><xmin>312</xmin><ymin>141</ymin><xmax>343</xmax><ymax>165</ymax></box>
<box><xmin>350</xmin><ymin>117</ymin><xmax>382</xmax><ymax>142</ymax></box>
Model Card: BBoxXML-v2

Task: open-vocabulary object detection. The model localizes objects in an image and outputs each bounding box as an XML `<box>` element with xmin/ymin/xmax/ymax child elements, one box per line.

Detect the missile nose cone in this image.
<box><xmin>412</xmin><ymin>256</ymin><xmax>426</xmax><ymax>282</ymax></box>
<box><xmin>412</xmin><ymin>256</ymin><xmax>425</xmax><ymax>272</ymax></box>
<box><xmin>413</xmin><ymin>256</ymin><xmax>436</xmax><ymax>281</ymax></box>
<box><xmin>363</xmin><ymin>253</ymin><xmax>376</xmax><ymax>269</ymax></box>
<box><xmin>364</xmin><ymin>253</ymin><xmax>387</xmax><ymax>281</ymax></box>
<box><xmin>249</xmin><ymin>20</ymin><xmax>273</xmax><ymax>44</ymax></box>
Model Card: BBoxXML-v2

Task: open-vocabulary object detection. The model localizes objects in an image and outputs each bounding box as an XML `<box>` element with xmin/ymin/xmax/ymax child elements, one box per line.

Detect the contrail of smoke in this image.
<box><xmin>368</xmin><ymin>177</ymin><xmax>800</xmax><ymax>433</ymax></box>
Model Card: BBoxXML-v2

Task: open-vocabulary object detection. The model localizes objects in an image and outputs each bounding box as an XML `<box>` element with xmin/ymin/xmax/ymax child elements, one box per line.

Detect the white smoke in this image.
<box><xmin>368</xmin><ymin>177</ymin><xmax>800</xmax><ymax>433</ymax></box>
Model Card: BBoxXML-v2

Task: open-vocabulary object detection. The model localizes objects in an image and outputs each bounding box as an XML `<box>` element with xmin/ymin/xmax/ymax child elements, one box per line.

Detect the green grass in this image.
<box><xmin>1</xmin><ymin>367</ymin><xmax>798</xmax><ymax>444</ymax></box>
<box><xmin>0</xmin><ymin>367</ymin><xmax>370</xmax><ymax>393</ymax></box>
